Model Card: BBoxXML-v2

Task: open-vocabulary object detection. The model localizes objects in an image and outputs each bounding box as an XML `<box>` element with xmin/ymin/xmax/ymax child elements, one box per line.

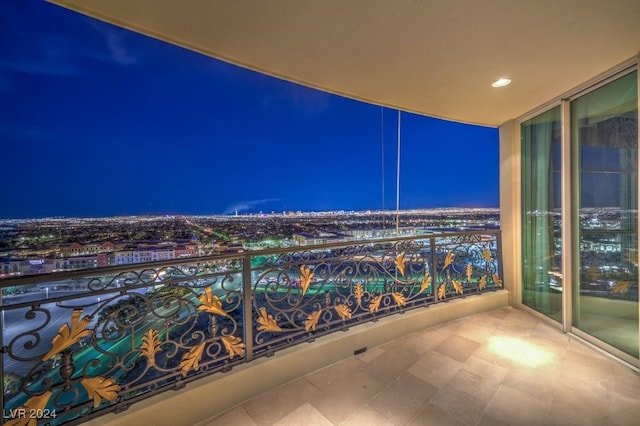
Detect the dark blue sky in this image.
<box><xmin>0</xmin><ymin>0</ymin><xmax>498</xmax><ymax>219</ymax></box>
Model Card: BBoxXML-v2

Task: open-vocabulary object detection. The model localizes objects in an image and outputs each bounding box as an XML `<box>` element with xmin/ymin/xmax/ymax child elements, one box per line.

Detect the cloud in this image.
<box><xmin>222</xmin><ymin>198</ymin><xmax>281</xmax><ymax>215</ymax></box>
<box><xmin>0</xmin><ymin>4</ymin><xmax>139</xmax><ymax>79</ymax></box>
<box><xmin>86</xmin><ymin>20</ymin><xmax>138</xmax><ymax>66</ymax></box>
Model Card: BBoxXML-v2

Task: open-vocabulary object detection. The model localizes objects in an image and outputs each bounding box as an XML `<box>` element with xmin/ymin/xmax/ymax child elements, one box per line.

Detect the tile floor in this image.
<box><xmin>205</xmin><ymin>307</ymin><xmax>640</xmax><ymax>425</ymax></box>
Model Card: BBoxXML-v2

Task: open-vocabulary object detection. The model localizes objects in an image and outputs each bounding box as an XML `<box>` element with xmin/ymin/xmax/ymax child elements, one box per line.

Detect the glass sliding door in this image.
<box><xmin>522</xmin><ymin>107</ymin><xmax>563</xmax><ymax>321</ymax></box>
<box><xmin>571</xmin><ymin>71</ymin><xmax>638</xmax><ymax>357</ymax></box>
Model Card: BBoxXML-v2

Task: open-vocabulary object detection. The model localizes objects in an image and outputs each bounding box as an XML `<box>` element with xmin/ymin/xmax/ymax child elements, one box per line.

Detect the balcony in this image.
<box><xmin>2</xmin><ymin>231</ymin><xmax>508</xmax><ymax>425</ymax></box>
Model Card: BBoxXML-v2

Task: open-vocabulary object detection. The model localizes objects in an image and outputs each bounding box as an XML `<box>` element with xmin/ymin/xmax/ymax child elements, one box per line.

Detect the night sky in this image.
<box><xmin>0</xmin><ymin>1</ymin><xmax>499</xmax><ymax>219</ymax></box>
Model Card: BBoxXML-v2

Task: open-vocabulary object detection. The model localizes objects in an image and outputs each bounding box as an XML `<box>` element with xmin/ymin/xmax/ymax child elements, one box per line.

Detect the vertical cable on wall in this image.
<box><xmin>381</xmin><ymin>106</ymin><xmax>386</xmax><ymax>234</ymax></box>
<box><xmin>396</xmin><ymin>110</ymin><xmax>401</xmax><ymax>236</ymax></box>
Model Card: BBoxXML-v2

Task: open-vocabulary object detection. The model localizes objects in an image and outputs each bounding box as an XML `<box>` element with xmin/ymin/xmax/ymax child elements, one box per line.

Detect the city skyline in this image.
<box><xmin>0</xmin><ymin>0</ymin><xmax>499</xmax><ymax>220</ymax></box>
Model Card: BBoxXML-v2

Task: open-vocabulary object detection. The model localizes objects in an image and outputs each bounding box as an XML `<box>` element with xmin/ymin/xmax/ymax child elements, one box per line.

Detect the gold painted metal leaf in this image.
<box><xmin>391</xmin><ymin>292</ymin><xmax>406</xmax><ymax>307</ymax></box>
<box><xmin>452</xmin><ymin>280</ymin><xmax>464</xmax><ymax>295</ymax></box>
<box><xmin>466</xmin><ymin>263</ymin><xmax>473</xmax><ymax>282</ymax></box>
<box><xmin>81</xmin><ymin>376</ymin><xmax>120</xmax><ymax>408</ymax></box>
<box><xmin>304</xmin><ymin>310</ymin><xmax>322</xmax><ymax>332</ymax></box>
<box><xmin>4</xmin><ymin>391</ymin><xmax>52</xmax><ymax>426</ymax></box>
<box><xmin>354</xmin><ymin>282</ymin><xmax>364</xmax><ymax>305</ymax></box>
<box><xmin>300</xmin><ymin>265</ymin><xmax>314</xmax><ymax>296</ymax></box>
<box><xmin>437</xmin><ymin>283</ymin><xmax>447</xmax><ymax>300</ymax></box>
<box><xmin>492</xmin><ymin>273</ymin><xmax>503</xmax><ymax>288</ymax></box>
<box><xmin>179</xmin><ymin>341</ymin><xmax>206</xmax><ymax>376</ymax></box>
<box><xmin>369</xmin><ymin>295</ymin><xmax>382</xmax><ymax>313</ymax></box>
<box><xmin>482</xmin><ymin>246</ymin><xmax>493</xmax><ymax>262</ymax></box>
<box><xmin>43</xmin><ymin>309</ymin><xmax>93</xmax><ymax>361</ymax></box>
<box><xmin>197</xmin><ymin>287</ymin><xmax>228</xmax><ymax>317</ymax></box>
<box><xmin>221</xmin><ymin>335</ymin><xmax>245</xmax><ymax>358</ymax></box>
<box><xmin>140</xmin><ymin>329</ymin><xmax>161</xmax><ymax>367</ymax></box>
<box><xmin>335</xmin><ymin>303</ymin><xmax>352</xmax><ymax>320</ymax></box>
<box><xmin>257</xmin><ymin>307</ymin><xmax>282</xmax><ymax>332</ymax></box>
<box><xmin>443</xmin><ymin>251</ymin><xmax>455</xmax><ymax>270</ymax></box>
<box><xmin>611</xmin><ymin>281</ymin><xmax>632</xmax><ymax>294</ymax></box>
<box><xmin>420</xmin><ymin>273</ymin><xmax>432</xmax><ymax>293</ymax></box>
<box><xmin>395</xmin><ymin>252</ymin><xmax>406</xmax><ymax>277</ymax></box>
<box><xmin>478</xmin><ymin>275</ymin><xmax>487</xmax><ymax>290</ymax></box>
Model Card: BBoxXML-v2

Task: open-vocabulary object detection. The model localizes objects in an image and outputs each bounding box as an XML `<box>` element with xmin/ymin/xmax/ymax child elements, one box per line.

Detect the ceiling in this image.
<box><xmin>50</xmin><ymin>0</ymin><xmax>640</xmax><ymax>127</ymax></box>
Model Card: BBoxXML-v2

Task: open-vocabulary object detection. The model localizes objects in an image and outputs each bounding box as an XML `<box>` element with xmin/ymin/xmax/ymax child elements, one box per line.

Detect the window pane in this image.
<box><xmin>522</xmin><ymin>107</ymin><xmax>563</xmax><ymax>321</ymax></box>
<box><xmin>572</xmin><ymin>71</ymin><xmax>638</xmax><ymax>357</ymax></box>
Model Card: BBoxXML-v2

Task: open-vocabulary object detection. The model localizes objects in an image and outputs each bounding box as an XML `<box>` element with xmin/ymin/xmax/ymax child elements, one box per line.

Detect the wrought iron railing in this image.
<box><xmin>0</xmin><ymin>231</ymin><xmax>502</xmax><ymax>425</ymax></box>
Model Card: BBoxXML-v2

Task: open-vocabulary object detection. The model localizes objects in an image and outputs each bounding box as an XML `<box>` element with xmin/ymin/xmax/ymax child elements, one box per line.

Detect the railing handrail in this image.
<box><xmin>0</xmin><ymin>229</ymin><xmax>501</xmax><ymax>289</ymax></box>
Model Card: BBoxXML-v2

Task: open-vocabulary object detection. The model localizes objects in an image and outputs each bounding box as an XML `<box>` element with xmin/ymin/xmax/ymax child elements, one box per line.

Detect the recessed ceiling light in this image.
<box><xmin>492</xmin><ymin>78</ymin><xmax>511</xmax><ymax>88</ymax></box>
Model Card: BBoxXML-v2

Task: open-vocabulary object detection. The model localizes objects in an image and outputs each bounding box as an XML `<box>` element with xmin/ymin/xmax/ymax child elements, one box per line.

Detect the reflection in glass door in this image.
<box><xmin>522</xmin><ymin>107</ymin><xmax>562</xmax><ymax>321</ymax></box>
<box><xmin>571</xmin><ymin>71</ymin><xmax>638</xmax><ymax>357</ymax></box>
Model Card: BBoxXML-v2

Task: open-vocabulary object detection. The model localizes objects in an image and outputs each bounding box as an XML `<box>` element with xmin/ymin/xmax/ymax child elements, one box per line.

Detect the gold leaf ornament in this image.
<box><xmin>81</xmin><ymin>376</ymin><xmax>120</xmax><ymax>408</ymax></box>
<box><xmin>420</xmin><ymin>273</ymin><xmax>432</xmax><ymax>293</ymax></box>
<box><xmin>179</xmin><ymin>342</ymin><xmax>206</xmax><ymax>376</ymax></box>
<box><xmin>437</xmin><ymin>283</ymin><xmax>447</xmax><ymax>300</ymax></box>
<box><xmin>221</xmin><ymin>335</ymin><xmax>245</xmax><ymax>358</ymax></box>
<box><xmin>492</xmin><ymin>274</ymin><xmax>503</xmax><ymax>288</ymax></box>
<box><xmin>43</xmin><ymin>309</ymin><xmax>93</xmax><ymax>361</ymax></box>
<box><xmin>482</xmin><ymin>247</ymin><xmax>493</xmax><ymax>262</ymax></box>
<box><xmin>478</xmin><ymin>275</ymin><xmax>487</xmax><ymax>290</ymax></box>
<box><xmin>299</xmin><ymin>265</ymin><xmax>314</xmax><ymax>296</ymax></box>
<box><xmin>4</xmin><ymin>391</ymin><xmax>52</xmax><ymax>426</ymax></box>
<box><xmin>304</xmin><ymin>310</ymin><xmax>322</xmax><ymax>332</ymax></box>
<box><xmin>452</xmin><ymin>280</ymin><xmax>464</xmax><ymax>295</ymax></box>
<box><xmin>391</xmin><ymin>291</ymin><xmax>406</xmax><ymax>307</ymax></box>
<box><xmin>443</xmin><ymin>251</ymin><xmax>455</xmax><ymax>270</ymax></box>
<box><xmin>369</xmin><ymin>295</ymin><xmax>382</xmax><ymax>313</ymax></box>
<box><xmin>611</xmin><ymin>281</ymin><xmax>632</xmax><ymax>294</ymax></box>
<box><xmin>395</xmin><ymin>252</ymin><xmax>406</xmax><ymax>277</ymax></box>
<box><xmin>354</xmin><ymin>282</ymin><xmax>364</xmax><ymax>305</ymax></box>
<box><xmin>466</xmin><ymin>263</ymin><xmax>473</xmax><ymax>282</ymax></box>
<box><xmin>335</xmin><ymin>303</ymin><xmax>352</xmax><ymax>320</ymax></box>
<box><xmin>140</xmin><ymin>329</ymin><xmax>161</xmax><ymax>367</ymax></box>
<box><xmin>197</xmin><ymin>287</ymin><xmax>228</xmax><ymax>317</ymax></box>
<box><xmin>257</xmin><ymin>307</ymin><xmax>282</xmax><ymax>332</ymax></box>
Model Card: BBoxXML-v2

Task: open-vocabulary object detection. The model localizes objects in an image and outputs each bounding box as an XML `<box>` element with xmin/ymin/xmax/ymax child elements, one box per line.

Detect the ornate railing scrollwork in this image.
<box><xmin>1</xmin><ymin>230</ymin><xmax>502</xmax><ymax>425</ymax></box>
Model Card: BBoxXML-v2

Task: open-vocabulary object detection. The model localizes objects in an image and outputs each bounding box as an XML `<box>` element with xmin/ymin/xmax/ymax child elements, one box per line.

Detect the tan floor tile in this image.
<box><xmin>599</xmin><ymin>402</ymin><xmax>640</xmax><ymax>426</ymax></box>
<box><xmin>454</xmin><ymin>321</ymin><xmax>495</xmax><ymax>343</ymax></box>
<box><xmin>205</xmin><ymin>406</ymin><xmax>258</xmax><ymax>426</ymax></box>
<box><xmin>429</xmin><ymin>384</ymin><xmax>486</xmax><ymax>425</ymax></box>
<box><xmin>367</xmin><ymin>342</ymin><xmax>423</xmax><ymax>383</ymax></box>
<box><xmin>462</xmin><ymin>355</ymin><xmax>508</xmax><ymax>381</ymax></box>
<box><xmin>408</xmin><ymin>403</ymin><xmax>466</xmax><ymax>426</ymax></box>
<box><xmin>485</xmin><ymin>384</ymin><xmax>551</xmax><ymax>424</ymax></box>
<box><xmin>368</xmin><ymin>372</ymin><xmax>438</xmax><ymax>425</ymax></box>
<box><xmin>356</xmin><ymin>345</ymin><xmax>386</xmax><ymax>363</ymax></box>
<box><xmin>475</xmin><ymin>412</ymin><xmax>511</xmax><ymax>426</ymax></box>
<box><xmin>612</xmin><ymin>363</ymin><xmax>640</xmax><ymax>399</ymax></box>
<box><xmin>339</xmin><ymin>405</ymin><xmax>395</xmax><ymax>426</ymax></box>
<box><xmin>501</xmin><ymin>365</ymin><xmax>558</xmax><ymax>402</ymax></box>
<box><xmin>408</xmin><ymin>349</ymin><xmax>463</xmax><ymax>389</ymax></box>
<box><xmin>242</xmin><ymin>378</ymin><xmax>320</xmax><ymax>424</ymax></box>
<box><xmin>306</xmin><ymin>357</ymin><xmax>372</xmax><ymax>390</ymax></box>
<box><xmin>447</xmin><ymin>366</ymin><xmax>503</xmax><ymax>403</ymax></box>
<box><xmin>545</xmin><ymin>382</ymin><xmax>613</xmax><ymax>425</ymax></box>
<box><xmin>310</xmin><ymin>368</ymin><xmax>386</xmax><ymax>424</ymax></box>
<box><xmin>433</xmin><ymin>334</ymin><xmax>481</xmax><ymax>363</ymax></box>
<box><xmin>417</xmin><ymin>326</ymin><xmax>450</xmax><ymax>346</ymax></box>
<box><xmin>273</xmin><ymin>402</ymin><xmax>333</xmax><ymax>426</ymax></box>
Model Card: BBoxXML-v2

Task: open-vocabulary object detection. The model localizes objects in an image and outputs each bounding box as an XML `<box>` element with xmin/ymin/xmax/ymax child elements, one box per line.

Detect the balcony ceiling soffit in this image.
<box><xmin>50</xmin><ymin>0</ymin><xmax>640</xmax><ymax>127</ymax></box>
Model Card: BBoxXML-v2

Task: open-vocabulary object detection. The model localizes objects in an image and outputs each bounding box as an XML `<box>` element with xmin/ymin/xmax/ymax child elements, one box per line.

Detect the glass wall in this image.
<box><xmin>572</xmin><ymin>71</ymin><xmax>638</xmax><ymax>357</ymax></box>
<box><xmin>521</xmin><ymin>106</ymin><xmax>563</xmax><ymax>322</ymax></box>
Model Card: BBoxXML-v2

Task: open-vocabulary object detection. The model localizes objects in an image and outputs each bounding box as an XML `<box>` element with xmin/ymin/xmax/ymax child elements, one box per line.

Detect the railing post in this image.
<box><xmin>242</xmin><ymin>254</ymin><xmax>254</xmax><ymax>362</ymax></box>
<box><xmin>430</xmin><ymin>237</ymin><xmax>437</xmax><ymax>302</ymax></box>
